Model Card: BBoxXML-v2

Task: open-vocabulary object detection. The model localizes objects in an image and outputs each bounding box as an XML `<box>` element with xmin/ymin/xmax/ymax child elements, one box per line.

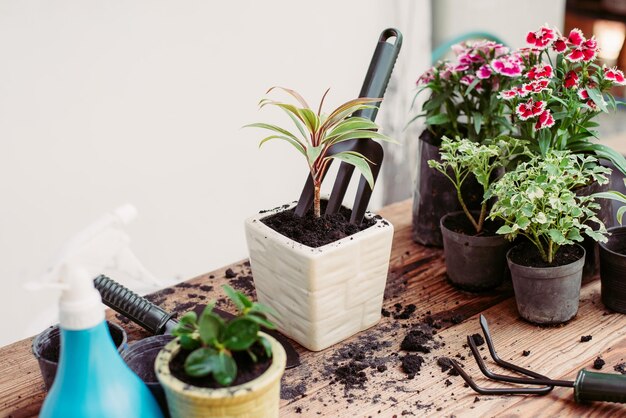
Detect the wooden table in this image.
<box><xmin>1</xmin><ymin>200</ymin><xmax>625</xmax><ymax>417</ymax></box>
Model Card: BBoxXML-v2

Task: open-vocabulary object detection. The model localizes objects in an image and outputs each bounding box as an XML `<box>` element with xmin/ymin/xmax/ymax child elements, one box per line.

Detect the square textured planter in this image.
<box><xmin>244</xmin><ymin>202</ymin><xmax>394</xmax><ymax>351</ymax></box>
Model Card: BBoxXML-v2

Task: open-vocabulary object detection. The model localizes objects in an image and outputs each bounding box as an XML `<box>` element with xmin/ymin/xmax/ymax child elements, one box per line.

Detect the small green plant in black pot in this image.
<box><xmin>428</xmin><ymin>136</ymin><xmax>530</xmax><ymax>291</ymax></box>
<box><xmin>488</xmin><ymin>150</ymin><xmax>610</xmax><ymax>324</ymax></box>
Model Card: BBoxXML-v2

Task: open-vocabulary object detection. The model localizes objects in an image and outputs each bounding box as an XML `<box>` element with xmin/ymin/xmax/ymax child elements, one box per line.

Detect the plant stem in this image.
<box><xmin>314</xmin><ymin>184</ymin><xmax>321</xmax><ymax>218</ymax></box>
<box><xmin>548</xmin><ymin>240</ymin><xmax>554</xmax><ymax>264</ymax></box>
<box><xmin>457</xmin><ymin>187</ymin><xmax>479</xmax><ymax>232</ymax></box>
<box><xmin>476</xmin><ymin>202</ymin><xmax>487</xmax><ymax>234</ymax></box>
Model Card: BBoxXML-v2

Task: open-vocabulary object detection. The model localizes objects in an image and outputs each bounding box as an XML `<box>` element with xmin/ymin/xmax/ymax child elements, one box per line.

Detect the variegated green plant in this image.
<box><xmin>488</xmin><ymin>150</ymin><xmax>610</xmax><ymax>264</ymax></box>
<box><xmin>428</xmin><ymin>136</ymin><xmax>531</xmax><ymax>234</ymax></box>
<box><xmin>245</xmin><ymin>87</ymin><xmax>396</xmax><ymax>217</ymax></box>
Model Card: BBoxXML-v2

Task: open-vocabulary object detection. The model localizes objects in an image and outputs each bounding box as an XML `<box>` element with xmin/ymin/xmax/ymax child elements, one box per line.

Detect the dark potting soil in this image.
<box><xmin>442</xmin><ymin>212</ymin><xmax>501</xmax><ymax>237</ymax></box>
<box><xmin>615</xmin><ymin>363</ymin><xmax>626</xmax><ymax>374</ymax></box>
<box><xmin>581</xmin><ymin>335</ymin><xmax>593</xmax><ymax>343</ymax></box>
<box><xmin>169</xmin><ymin>342</ymin><xmax>271</xmax><ymax>389</ymax></box>
<box><xmin>593</xmin><ymin>357</ymin><xmax>605</xmax><ymax>370</ymax></box>
<box><xmin>401</xmin><ymin>354</ymin><xmax>424</xmax><ymax>377</ymax></box>
<box><xmin>522</xmin><ymin>350</ymin><xmax>531</xmax><ymax>357</ymax></box>
<box><xmin>40</xmin><ymin>323</ymin><xmax>124</xmax><ymax>363</ymax></box>
<box><xmin>260</xmin><ymin>200</ymin><xmax>377</xmax><ymax>248</ymax></box>
<box><xmin>470</xmin><ymin>334</ymin><xmax>485</xmax><ymax>347</ymax></box>
<box><xmin>508</xmin><ymin>242</ymin><xmax>584</xmax><ymax>268</ymax></box>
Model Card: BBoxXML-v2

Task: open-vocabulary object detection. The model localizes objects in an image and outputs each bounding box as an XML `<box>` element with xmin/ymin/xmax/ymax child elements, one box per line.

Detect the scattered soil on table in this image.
<box><xmin>225</xmin><ymin>268</ymin><xmax>237</xmax><ymax>279</ymax></box>
<box><xmin>470</xmin><ymin>334</ymin><xmax>485</xmax><ymax>346</ymax></box>
<box><xmin>260</xmin><ymin>200</ymin><xmax>377</xmax><ymax>248</ymax></box>
<box><xmin>144</xmin><ymin>287</ymin><xmax>176</xmax><ymax>306</ymax></box>
<box><xmin>169</xmin><ymin>342</ymin><xmax>270</xmax><ymax>388</ymax></box>
<box><xmin>593</xmin><ymin>357</ymin><xmax>605</xmax><ymax>370</ymax></box>
<box><xmin>442</xmin><ymin>212</ymin><xmax>501</xmax><ymax>237</ymax></box>
<box><xmin>580</xmin><ymin>335</ymin><xmax>593</xmax><ymax>342</ymax></box>
<box><xmin>401</xmin><ymin>355</ymin><xmax>424</xmax><ymax>377</ymax></box>
<box><xmin>522</xmin><ymin>350</ymin><xmax>531</xmax><ymax>357</ymax></box>
<box><xmin>615</xmin><ymin>363</ymin><xmax>626</xmax><ymax>374</ymax></box>
<box><xmin>400</xmin><ymin>324</ymin><xmax>437</xmax><ymax>353</ymax></box>
<box><xmin>508</xmin><ymin>242</ymin><xmax>583</xmax><ymax>268</ymax></box>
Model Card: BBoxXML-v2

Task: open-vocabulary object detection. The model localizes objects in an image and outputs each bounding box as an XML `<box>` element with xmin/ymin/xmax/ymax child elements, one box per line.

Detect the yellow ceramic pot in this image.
<box><xmin>155</xmin><ymin>332</ymin><xmax>286</xmax><ymax>418</ymax></box>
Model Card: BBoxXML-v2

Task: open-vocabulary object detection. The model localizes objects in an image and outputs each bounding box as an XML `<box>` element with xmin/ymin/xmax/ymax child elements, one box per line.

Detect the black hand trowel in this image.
<box><xmin>93</xmin><ymin>275</ymin><xmax>301</xmax><ymax>369</ymax></box>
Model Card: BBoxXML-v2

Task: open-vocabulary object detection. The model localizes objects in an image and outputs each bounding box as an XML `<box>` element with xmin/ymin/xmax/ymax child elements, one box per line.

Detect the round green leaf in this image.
<box><xmin>223</xmin><ymin>318</ymin><xmax>259</xmax><ymax>351</ymax></box>
<box><xmin>213</xmin><ymin>351</ymin><xmax>237</xmax><ymax>386</ymax></box>
<box><xmin>199</xmin><ymin>312</ymin><xmax>225</xmax><ymax>346</ymax></box>
<box><xmin>179</xmin><ymin>334</ymin><xmax>201</xmax><ymax>350</ymax></box>
<box><xmin>184</xmin><ymin>347</ymin><xmax>218</xmax><ymax>377</ymax></box>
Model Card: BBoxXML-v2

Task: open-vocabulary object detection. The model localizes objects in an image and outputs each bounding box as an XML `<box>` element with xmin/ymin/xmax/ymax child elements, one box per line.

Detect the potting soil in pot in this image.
<box><xmin>509</xmin><ymin>242</ymin><xmax>584</xmax><ymax>268</ymax></box>
<box><xmin>441</xmin><ymin>212</ymin><xmax>501</xmax><ymax>237</ymax></box>
<box><xmin>169</xmin><ymin>342</ymin><xmax>271</xmax><ymax>389</ymax></box>
<box><xmin>261</xmin><ymin>200</ymin><xmax>377</xmax><ymax>248</ymax></box>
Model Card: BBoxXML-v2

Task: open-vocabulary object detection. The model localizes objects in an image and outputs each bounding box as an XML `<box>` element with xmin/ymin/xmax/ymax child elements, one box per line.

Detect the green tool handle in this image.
<box><xmin>574</xmin><ymin>369</ymin><xmax>626</xmax><ymax>403</ymax></box>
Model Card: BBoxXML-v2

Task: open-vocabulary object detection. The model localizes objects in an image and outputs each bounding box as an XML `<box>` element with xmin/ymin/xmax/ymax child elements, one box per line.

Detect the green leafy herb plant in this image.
<box><xmin>428</xmin><ymin>136</ymin><xmax>531</xmax><ymax>234</ymax></box>
<box><xmin>488</xmin><ymin>150</ymin><xmax>610</xmax><ymax>264</ymax></box>
<box><xmin>171</xmin><ymin>285</ymin><xmax>277</xmax><ymax>387</ymax></box>
<box><xmin>245</xmin><ymin>87</ymin><xmax>396</xmax><ymax>217</ymax></box>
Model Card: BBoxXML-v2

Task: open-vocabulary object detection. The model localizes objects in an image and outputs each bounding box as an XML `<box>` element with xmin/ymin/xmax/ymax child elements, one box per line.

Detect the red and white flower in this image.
<box><xmin>516</xmin><ymin>99</ymin><xmax>546</xmax><ymax>120</ymax></box>
<box><xmin>564</xmin><ymin>71</ymin><xmax>579</xmax><ymax>88</ymax></box>
<box><xmin>582</xmin><ymin>37</ymin><xmax>599</xmax><ymax>61</ymax></box>
<box><xmin>553</xmin><ymin>37</ymin><xmax>568</xmax><ymax>53</ymax></box>
<box><xmin>526</xmin><ymin>26</ymin><xmax>557</xmax><ymax>49</ymax></box>
<box><xmin>520</xmin><ymin>79</ymin><xmax>551</xmax><ymax>95</ymax></box>
<box><xmin>460</xmin><ymin>74</ymin><xmax>475</xmax><ymax>86</ymax></box>
<box><xmin>416</xmin><ymin>67</ymin><xmax>435</xmax><ymax>85</ymax></box>
<box><xmin>477</xmin><ymin>65</ymin><xmax>492</xmax><ymax>79</ymax></box>
<box><xmin>498</xmin><ymin>89</ymin><xmax>518</xmax><ymax>100</ymax></box>
<box><xmin>578</xmin><ymin>88</ymin><xmax>604</xmax><ymax>111</ymax></box>
<box><xmin>604</xmin><ymin>65</ymin><xmax>626</xmax><ymax>85</ymax></box>
<box><xmin>535</xmin><ymin>109</ymin><xmax>555</xmax><ymax>130</ymax></box>
<box><xmin>491</xmin><ymin>56</ymin><xmax>524</xmax><ymax>77</ymax></box>
<box><xmin>527</xmin><ymin>64</ymin><xmax>553</xmax><ymax>80</ymax></box>
<box><xmin>567</xmin><ymin>28</ymin><xmax>585</xmax><ymax>46</ymax></box>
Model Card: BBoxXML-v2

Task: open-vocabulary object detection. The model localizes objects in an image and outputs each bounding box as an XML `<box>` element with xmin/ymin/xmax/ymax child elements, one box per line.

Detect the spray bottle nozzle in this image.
<box><xmin>26</xmin><ymin>204</ymin><xmax>154</xmax><ymax>330</ymax></box>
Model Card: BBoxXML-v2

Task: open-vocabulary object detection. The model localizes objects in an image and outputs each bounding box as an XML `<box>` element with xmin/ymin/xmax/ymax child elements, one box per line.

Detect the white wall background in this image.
<box><xmin>0</xmin><ymin>0</ymin><xmax>430</xmax><ymax>345</ymax></box>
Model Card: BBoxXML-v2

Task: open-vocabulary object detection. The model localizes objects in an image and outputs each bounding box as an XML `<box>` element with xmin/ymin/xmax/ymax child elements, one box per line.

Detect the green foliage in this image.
<box><xmin>593</xmin><ymin>179</ymin><xmax>626</xmax><ymax>225</ymax></box>
<box><xmin>428</xmin><ymin>136</ymin><xmax>531</xmax><ymax>233</ymax></box>
<box><xmin>245</xmin><ymin>87</ymin><xmax>397</xmax><ymax>217</ymax></box>
<box><xmin>488</xmin><ymin>150</ymin><xmax>610</xmax><ymax>263</ymax></box>
<box><xmin>171</xmin><ymin>285</ymin><xmax>276</xmax><ymax>386</ymax></box>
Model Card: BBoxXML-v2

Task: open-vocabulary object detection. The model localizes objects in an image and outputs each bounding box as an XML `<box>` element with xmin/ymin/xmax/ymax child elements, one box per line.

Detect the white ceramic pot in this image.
<box><xmin>244</xmin><ymin>202</ymin><xmax>394</xmax><ymax>351</ymax></box>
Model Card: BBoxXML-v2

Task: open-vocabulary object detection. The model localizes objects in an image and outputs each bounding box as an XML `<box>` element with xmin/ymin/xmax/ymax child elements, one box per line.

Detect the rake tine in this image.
<box><xmin>466</xmin><ymin>335</ymin><xmax>554</xmax><ymax>394</ymax></box>
<box><xmin>447</xmin><ymin>358</ymin><xmax>552</xmax><ymax>395</ymax></box>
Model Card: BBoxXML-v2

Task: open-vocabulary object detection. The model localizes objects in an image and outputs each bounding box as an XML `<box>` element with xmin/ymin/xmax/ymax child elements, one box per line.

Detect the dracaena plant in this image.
<box><xmin>488</xmin><ymin>150</ymin><xmax>610</xmax><ymax>264</ymax></box>
<box><xmin>593</xmin><ymin>180</ymin><xmax>626</xmax><ymax>225</ymax></box>
<box><xmin>412</xmin><ymin>40</ymin><xmax>519</xmax><ymax>141</ymax></box>
<box><xmin>171</xmin><ymin>285</ymin><xmax>277</xmax><ymax>386</ymax></box>
<box><xmin>245</xmin><ymin>87</ymin><xmax>395</xmax><ymax>217</ymax></box>
<box><xmin>498</xmin><ymin>25</ymin><xmax>626</xmax><ymax>173</ymax></box>
<box><xmin>428</xmin><ymin>136</ymin><xmax>531</xmax><ymax>234</ymax></box>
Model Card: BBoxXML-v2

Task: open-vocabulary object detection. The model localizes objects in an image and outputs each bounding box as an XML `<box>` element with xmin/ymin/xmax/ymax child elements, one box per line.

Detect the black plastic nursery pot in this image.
<box><xmin>32</xmin><ymin>321</ymin><xmax>128</xmax><ymax>391</ymax></box>
<box><xmin>599</xmin><ymin>226</ymin><xmax>626</xmax><ymax>313</ymax></box>
<box><xmin>507</xmin><ymin>244</ymin><xmax>586</xmax><ymax>325</ymax></box>
<box><xmin>440</xmin><ymin>211</ymin><xmax>510</xmax><ymax>291</ymax></box>
<box><xmin>575</xmin><ymin>179</ymin><xmax>612</xmax><ymax>281</ymax></box>
<box><xmin>121</xmin><ymin>335</ymin><xmax>174</xmax><ymax>417</ymax></box>
<box><xmin>412</xmin><ymin>130</ymin><xmax>483</xmax><ymax>247</ymax></box>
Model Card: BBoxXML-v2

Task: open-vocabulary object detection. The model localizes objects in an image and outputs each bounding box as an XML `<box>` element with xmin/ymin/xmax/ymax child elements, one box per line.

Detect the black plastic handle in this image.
<box><xmin>354</xmin><ymin>27</ymin><xmax>403</xmax><ymax>121</ymax></box>
<box><xmin>574</xmin><ymin>369</ymin><xmax>626</xmax><ymax>404</ymax></box>
<box><xmin>94</xmin><ymin>275</ymin><xmax>176</xmax><ymax>335</ymax></box>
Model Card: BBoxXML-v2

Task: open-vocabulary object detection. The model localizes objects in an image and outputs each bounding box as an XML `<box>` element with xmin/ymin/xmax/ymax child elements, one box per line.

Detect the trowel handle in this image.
<box><xmin>354</xmin><ymin>27</ymin><xmax>402</xmax><ymax>122</ymax></box>
<box><xmin>574</xmin><ymin>369</ymin><xmax>626</xmax><ymax>404</ymax></box>
<box><xmin>94</xmin><ymin>275</ymin><xmax>176</xmax><ymax>335</ymax></box>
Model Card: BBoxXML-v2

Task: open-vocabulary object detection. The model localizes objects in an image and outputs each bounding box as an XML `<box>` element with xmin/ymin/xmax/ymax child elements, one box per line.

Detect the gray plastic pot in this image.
<box><xmin>440</xmin><ymin>212</ymin><xmax>510</xmax><ymax>291</ymax></box>
<box><xmin>122</xmin><ymin>334</ymin><xmax>174</xmax><ymax>417</ymax></box>
<box><xmin>599</xmin><ymin>226</ymin><xmax>626</xmax><ymax>313</ymax></box>
<box><xmin>507</xmin><ymin>244</ymin><xmax>585</xmax><ymax>324</ymax></box>
<box><xmin>32</xmin><ymin>321</ymin><xmax>128</xmax><ymax>391</ymax></box>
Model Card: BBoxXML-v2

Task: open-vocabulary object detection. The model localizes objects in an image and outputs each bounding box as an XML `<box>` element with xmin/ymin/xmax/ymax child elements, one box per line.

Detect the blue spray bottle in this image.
<box><xmin>30</xmin><ymin>205</ymin><xmax>164</xmax><ymax>418</ymax></box>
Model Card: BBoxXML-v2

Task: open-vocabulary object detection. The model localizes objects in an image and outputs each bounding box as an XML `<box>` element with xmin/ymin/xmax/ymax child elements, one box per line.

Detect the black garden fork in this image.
<box><xmin>443</xmin><ymin>315</ymin><xmax>626</xmax><ymax>404</ymax></box>
<box><xmin>294</xmin><ymin>28</ymin><xmax>402</xmax><ymax>224</ymax></box>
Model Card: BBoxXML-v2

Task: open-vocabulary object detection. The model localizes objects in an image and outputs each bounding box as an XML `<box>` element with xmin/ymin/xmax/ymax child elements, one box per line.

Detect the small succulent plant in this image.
<box><xmin>171</xmin><ymin>285</ymin><xmax>277</xmax><ymax>386</ymax></box>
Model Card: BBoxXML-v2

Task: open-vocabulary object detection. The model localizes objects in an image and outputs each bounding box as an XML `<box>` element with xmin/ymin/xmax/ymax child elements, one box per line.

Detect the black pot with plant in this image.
<box><xmin>430</xmin><ymin>136</ymin><xmax>530</xmax><ymax>290</ymax></box>
<box><xmin>489</xmin><ymin>150</ymin><xmax>610</xmax><ymax>324</ymax></box>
